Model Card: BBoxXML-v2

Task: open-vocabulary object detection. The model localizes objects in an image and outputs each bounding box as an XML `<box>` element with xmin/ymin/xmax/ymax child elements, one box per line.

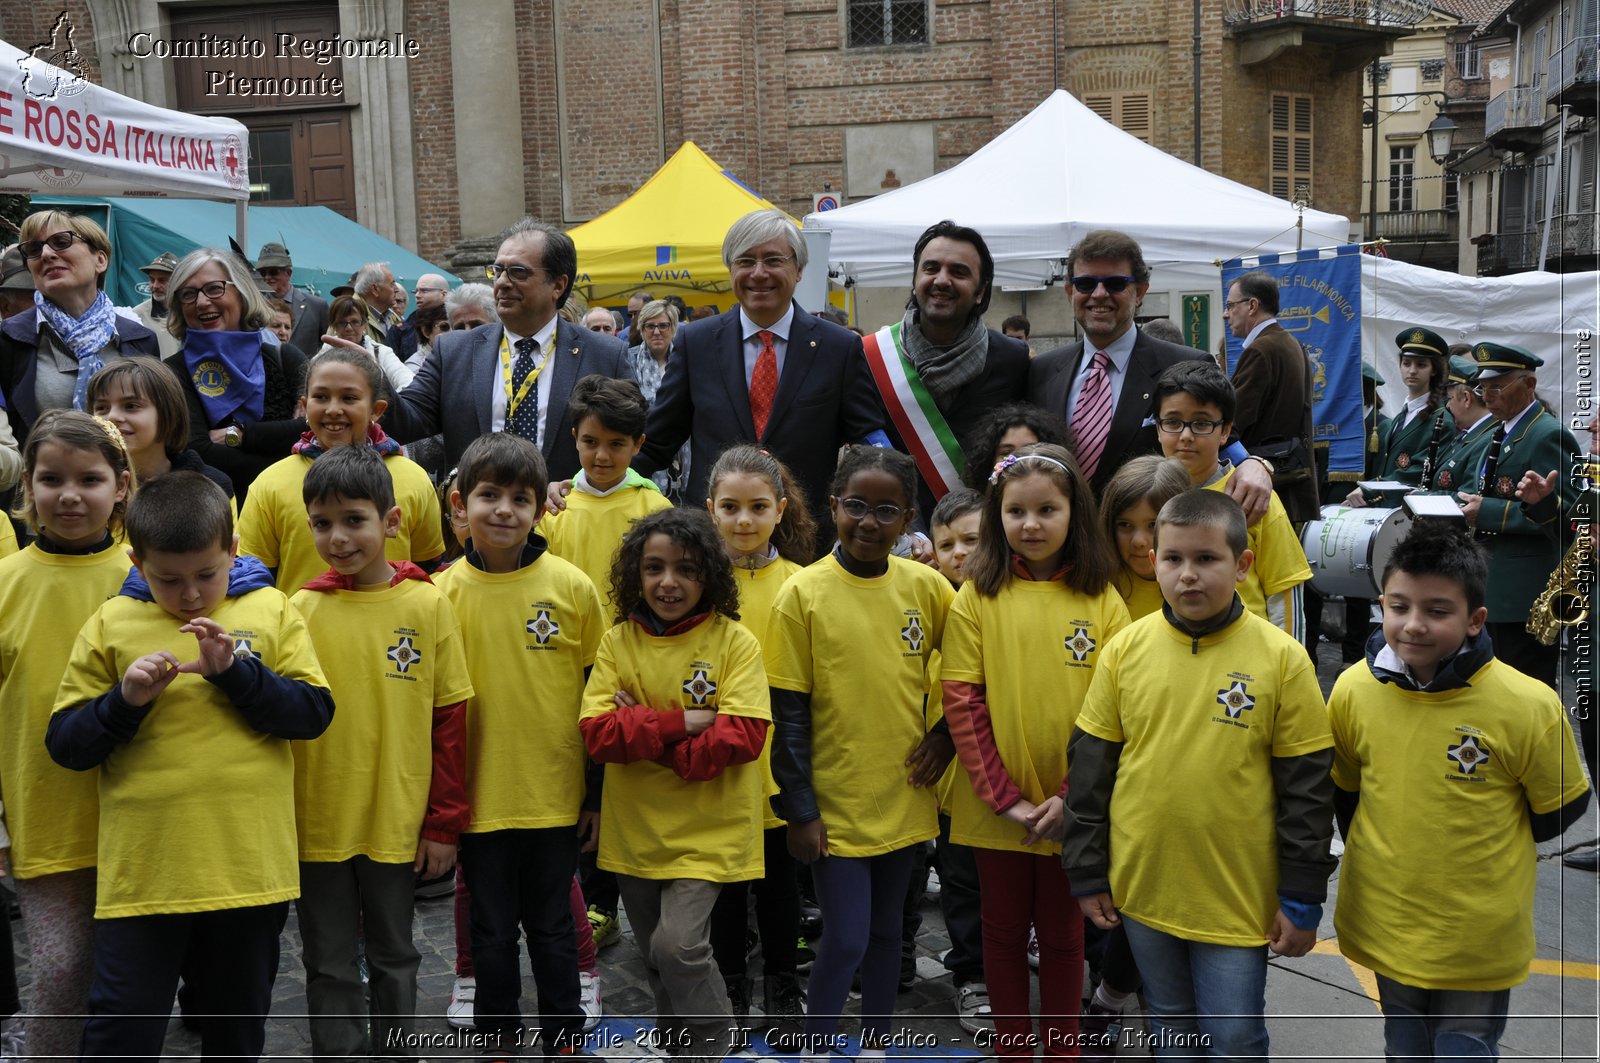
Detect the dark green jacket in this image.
<box><xmin>1474</xmin><ymin>405</ymin><xmax>1581</xmax><ymax>621</ymax></box>
<box><xmin>1377</xmin><ymin>402</ymin><xmax>1454</xmax><ymax>484</ymax></box>
<box><xmin>1431</xmin><ymin>413</ymin><xmax>1499</xmax><ymax>494</ymax></box>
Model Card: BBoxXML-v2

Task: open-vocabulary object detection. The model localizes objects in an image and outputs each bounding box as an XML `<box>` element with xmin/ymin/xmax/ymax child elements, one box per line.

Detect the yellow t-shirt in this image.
<box><xmin>1114</xmin><ymin>571</ymin><xmax>1166</xmax><ymax>621</ymax></box>
<box><xmin>1203</xmin><ymin>467</ymin><xmax>1310</xmax><ymax>624</ymax></box>
<box><xmin>289</xmin><ymin>579</ymin><xmax>474</xmax><ymax>862</ymax></box>
<box><xmin>436</xmin><ymin>554</ymin><xmax>604</xmax><ymax>832</ymax></box>
<box><xmin>237</xmin><ymin>452</ymin><xmax>445</xmax><ymax>593</ymax></box>
<box><xmin>1330</xmin><ymin>657</ymin><xmax>1589</xmax><ymax>991</ymax></box>
<box><xmin>52</xmin><ymin>586</ymin><xmax>329</xmax><ymax>917</ymax></box>
<box><xmin>580</xmin><ymin>614</ymin><xmax>770</xmax><ymax>881</ymax></box>
<box><xmin>733</xmin><ymin>557</ymin><xmax>804</xmax><ymax>830</ymax></box>
<box><xmin>0</xmin><ymin>519</ymin><xmax>16</xmax><ymax>559</ymax></box>
<box><xmin>0</xmin><ymin>543</ymin><xmax>128</xmax><ymax>876</ymax></box>
<box><xmin>924</xmin><ymin>650</ymin><xmax>959</xmax><ymax>815</ymax></box>
<box><xmin>765</xmin><ymin>554</ymin><xmax>953</xmax><ymax>856</ymax></box>
<box><xmin>941</xmin><ymin>578</ymin><xmax>1130</xmax><ymax>855</ymax></box>
<box><xmin>1075</xmin><ymin>609</ymin><xmax>1332</xmax><ymax>946</ymax></box>
<box><xmin>542</xmin><ymin>485</ymin><xmax>674</xmax><ymax>610</ymax></box>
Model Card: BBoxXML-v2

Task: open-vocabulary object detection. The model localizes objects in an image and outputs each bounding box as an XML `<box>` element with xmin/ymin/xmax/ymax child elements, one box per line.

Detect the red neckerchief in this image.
<box><xmin>302</xmin><ymin>559</ymin><xmax>431</xmax><ymax>592</ymax></box>
<box><xmin>1009</xmin><ymin>553</ymin><xmax>1073</xmax><ymax>582</ymax></box>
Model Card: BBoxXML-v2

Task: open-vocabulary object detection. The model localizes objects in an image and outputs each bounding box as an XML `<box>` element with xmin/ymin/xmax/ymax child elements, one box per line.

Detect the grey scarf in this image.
<box><xmin>900</xmin><ymin>309</ymin><xmax>988</xmax><ymax>407</ymax></box>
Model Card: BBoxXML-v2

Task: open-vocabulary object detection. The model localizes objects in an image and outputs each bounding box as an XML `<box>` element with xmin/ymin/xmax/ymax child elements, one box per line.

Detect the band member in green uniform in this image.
<box><xmin>1430</xmin><ymin>354</ymin><xmax>1497</xmax><ymax>494</ymax></box>
<box><xmin>1457</xmin><ymin>342</ymin><xmax>1581</xmax><ymax>688</ymax></box>
<box><xmin>1344</xmin><ymin>327</ymin><xmax>1452</xmax><ymax>506</ymax></box>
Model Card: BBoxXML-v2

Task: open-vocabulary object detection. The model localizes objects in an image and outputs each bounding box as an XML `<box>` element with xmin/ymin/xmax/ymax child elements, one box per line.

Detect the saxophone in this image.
<box><xmin>1528</xmin><ymin>524</ymin><xmax>1592</xmax><ymax>645</ymax></box>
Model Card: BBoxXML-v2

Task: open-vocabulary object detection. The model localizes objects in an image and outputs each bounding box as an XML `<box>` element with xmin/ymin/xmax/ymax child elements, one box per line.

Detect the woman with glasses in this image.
<box><xmin>627</xmin><ymin>299</ymin><xmax>689</xmax><ymax>501</ymax></box>
<box><xmin>0</xmin><ymin>211</ymin><xmax>162</xmax><ymax>447</ymax></box>
<box><xmin>160</xmin><ymin>248</ymin><xmax>309</xmax><ymax>498</ymax></box>
<box><xmin>319</xmin><ymin>294</ymin><xmax>414</xmax><ymax>396</ymax></box>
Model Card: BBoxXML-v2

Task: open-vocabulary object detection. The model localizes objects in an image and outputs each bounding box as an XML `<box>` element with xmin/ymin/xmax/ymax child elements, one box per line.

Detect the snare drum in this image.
<box><xmin>1300</xmin><ymin>505</ymin><xmax>1413</xmax><ymax>598</ymax></box>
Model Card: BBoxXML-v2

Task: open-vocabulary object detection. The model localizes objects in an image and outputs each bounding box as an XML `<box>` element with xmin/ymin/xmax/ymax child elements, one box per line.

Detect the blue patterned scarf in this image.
<box><xmin>34</xmin><ymin>289</ymin><xmax>117</xmax><ymax>411</ymax></box>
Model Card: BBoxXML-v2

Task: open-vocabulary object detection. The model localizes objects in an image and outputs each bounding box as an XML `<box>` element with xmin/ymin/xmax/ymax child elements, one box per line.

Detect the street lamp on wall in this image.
<box><xmin>1365</xmin><ymin>76</ymin><xmax>1455</xmax><ymax>240</ymax></box>
<box><xmin>1425</xmin><ymin>113</ymin><xmax>1458</xmax><ymax>163</ymax></box>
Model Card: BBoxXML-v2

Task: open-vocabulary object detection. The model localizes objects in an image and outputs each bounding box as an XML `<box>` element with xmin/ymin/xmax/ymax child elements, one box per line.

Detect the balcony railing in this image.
<box><xmin>1222</xmin><ymin>0</ymin><xmax>1430</xmax><ymax>28</ymax></box>
<box><xmin>1485</xmin><ymin>86</ymin><xmax>1545</xmax><ymax>144</ymax></box>
<box><xmin>1551</xmin><ymin>35</ymin><xmax>1599</xmax><ymax>112</ymax></box>
<box><xmin>1476</xmin><ymin>218</ymin><xmax>1599</xmax><ymax>275</ymax></box>
<box><xmin>1363</xmin><ymin>209</ymin><xmax>1459</xmax><ymax>241</ymax></box>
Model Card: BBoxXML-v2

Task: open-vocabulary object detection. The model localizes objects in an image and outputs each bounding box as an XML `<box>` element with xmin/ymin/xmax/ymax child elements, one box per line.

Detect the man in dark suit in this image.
<box><xmin>383</xmin><ymin>219</ymin><xmax>633</xmax><ymax>480</ymax></box>
<box><xmin>867</xmin><ymin>220</ymin><xmax>1027</xmax><ymax>516</ymax></box>
<box><xmin>635</xmin><ymin>209</ymin><xmax>885</xmax><ymax>528</ymax></box>
<box><xmin>255</xmin><ymin>242</ymin><xmax>330</xmax><ymax>357</ymax></box>
<box><xmin>1223</xmin><ymin>271</ymin><xmax>1319</xmax><ymax>524</ymax></box>
<box><xmin>1026</xmin><ymin>229</ymin><xmax>1274</xmax><ymax>517</ymax></box>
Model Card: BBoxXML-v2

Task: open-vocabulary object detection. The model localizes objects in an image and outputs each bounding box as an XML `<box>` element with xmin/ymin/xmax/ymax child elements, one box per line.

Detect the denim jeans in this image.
<box><xmin>1121</xmin><ymin>914</ymin><xmax>1269</xmax><ymax>1061</ymax></box>
<box><xmin>1376</xmin><ymin>974</ymin><xmax>1509</xmax><ymax>1061</ymax></box>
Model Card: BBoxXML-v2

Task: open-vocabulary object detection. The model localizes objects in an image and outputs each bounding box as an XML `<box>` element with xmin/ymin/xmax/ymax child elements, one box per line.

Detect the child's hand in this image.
<box><xmin>1001</xmin><ymin>799</ymin><xmax>1039</xmax><ymax>840</ymax></box>
<box><xmin>1077</xmin><ymin>893</ymin><xmax>1120</xmax><ymax>929</ymax></box>
<box><xmin>1021</xmin><ymin>795</ymin><xmax>1065</xmax><ymax>846</ymax></box>
<box><xmin>177</xmin><ymin>618</ymin><xmax>236</xmax><ymax>677</ymax></box>
<box><xmin>415</xmin><ymin>838</ymin><xmax>458</xmax><ymax>880</ymax></box>
<box><xmin>1267</xmin><ymin>910</ymin><xmax>1316</xmax><ymax>958</ymax></box>
<box><xmin>576</xmin><ymin>810</ymin><xmax>600</xmax><ymax>854</ymax></box>
<box><xmin>121</xmin><ymin>651</ymin><xmax>185</xmax><ymax>707</ymax></box>
<box><xmin>787</xmin><ymin>818</ymin><xmax>829</xmax><ymax>864</ymax></box>
<box><xmin>684</xmin><ymin>709</ymin><xmax>716</xmax><ymax>736</ymax></box>
<box><xmin>905</xmin><ymin>731</ymin><xmax>955</xmax><ymax>788</ymax></box>
<box><xmin>614</xmin><ymin>689</ymin><xmax>638</xmax><ymax>709</ymax></box>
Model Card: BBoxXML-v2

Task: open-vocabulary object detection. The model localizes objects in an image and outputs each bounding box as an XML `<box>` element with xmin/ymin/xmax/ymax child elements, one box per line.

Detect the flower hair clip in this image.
<box><xmin>988</xmin><ymin>451</ymin><xmax>1072</xmax><ymax>485</ymax></box>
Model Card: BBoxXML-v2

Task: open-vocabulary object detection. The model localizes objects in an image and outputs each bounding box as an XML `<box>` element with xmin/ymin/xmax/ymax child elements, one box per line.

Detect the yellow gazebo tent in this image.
<box><xmin>568</xmin><ymin>141</ymin><xmax>798</xmax><ymax>309</ymax></box>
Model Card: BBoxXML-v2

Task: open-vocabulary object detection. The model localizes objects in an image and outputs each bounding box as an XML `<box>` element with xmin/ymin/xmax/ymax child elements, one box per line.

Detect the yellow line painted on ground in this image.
<box><xmin>1310</xmin><ymin>938</ymin><xmax>1600</xmax><ymax>995</ymax></box>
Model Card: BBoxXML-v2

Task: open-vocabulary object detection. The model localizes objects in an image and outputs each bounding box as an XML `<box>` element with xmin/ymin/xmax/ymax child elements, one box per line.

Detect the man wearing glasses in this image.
<box><xmin>386</xmin><ymin>272</ymin><xmax>451</xmax><ymax>362</ymax></box>
<box><xmin>632</xmin><ymin>209</ymin><xmax>885</xmax><ymax>542</ymax></box>
<box><xmin>1026</xmin><ymin>230</ymin><xmax>1274</xmax><ymax>520</ymax></box>
<box><xmin>1454</xmin><ymin>342</ymin><xmax>1580</xmax><ymax>687</ymax></box>
<box><xmin>382</xmin><ymin>219</ymin><xmax>632</xmax><ymax>480</ymax></box>
<box><xmin>255</xmin><ymin>242</ymin><xmax>329</xmax><ymax>356</ymax></box>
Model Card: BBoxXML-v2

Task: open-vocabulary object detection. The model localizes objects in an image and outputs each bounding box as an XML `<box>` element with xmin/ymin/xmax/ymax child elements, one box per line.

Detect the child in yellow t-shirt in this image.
<box><xmin>542</xmin><ymin>374</ymin><xmax>673</xmax><ymax>603</ymax></box>
<box><xmin>288</xmin><ymin>445</ymin><xmax>472</xmax><ymax>1056</ymax></box>
<box><xmin>0</xmin><ymin>411</ymin><xmax>133</xmax><ymax>1058</ymax></box>
<box><xmin>1062</xmin><ymin>489</ymin><xmax>1334</xmax><ymax>1060</ymax></box>
<box><xmin>701</xmin><ymin>444</ymin><xmax>815</xmax><ymax>1027</ymax></box>
<box><xmin>580</xmin><ymin>507</ymin><xmax>769</xmax><ymax>1060</ymax></box>
<box><xmin>942</xmin><ymin>445</ymin><xmax>1130</xmax><ymax>1056</ymax></box>
<box><xmin>1100</xmin><ymin>454</ymin><xmax>1194</xmax><ymax>621</ymax></box>
<box><xmin>1153</xmin><ymin>360</ymin><xmax>1311</xmax><ymax>638</ymax></box>
<box><xmin>45</xmin><ymin>471</ymin><xmax>332</xmax><ymax>1059</ymax></box>
<box><xmin>436</xmin><ymin>432</ymin><xmax>606</xmax><ymax>1050</ymax></box>
<box><xmin>238</xmin><ymin>347</ymin><xmax>443</xmax><ymax>592</ymax></box>
<box><xmin>1330</xmin><ymin>524</ymin><xmax>1588</xmax><ymax>1059</ymax></box>
<box><xmin>765</xmin><ymin>446</ymin><xmax>953</xmax><ymax>1058</ymax></box>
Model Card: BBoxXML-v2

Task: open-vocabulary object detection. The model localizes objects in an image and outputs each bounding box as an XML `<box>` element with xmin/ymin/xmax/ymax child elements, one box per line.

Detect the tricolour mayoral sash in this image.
<box><xmin>862</xmin><ymin>322</ymin><xmax>965</xmax><ymax>497</ymax></box>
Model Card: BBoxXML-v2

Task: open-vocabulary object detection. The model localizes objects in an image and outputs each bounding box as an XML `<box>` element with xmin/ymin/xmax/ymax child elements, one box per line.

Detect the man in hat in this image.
<box><xmin>1455</xmin><ymin>341</ymin><xmax>1581</xmax><ymax>687</ymax></box>
<box><xmin>1429</xmin><ymin>353</ymin><xmax>1495</xmax><ymax>493</ymax></box>
<box><xmin>0</xmin><ymin>245</ymin><xmax>38</xmax><ymax>322</ymax></box>
<box><xmin>256</xmin><ymin>241</ymin><xmax>328</xmax><ymax>355</ymax></box>
<box><xmin>130</xmin><ymin>251</ymin><xmax>181</xmax><ymax>358</ymax></box>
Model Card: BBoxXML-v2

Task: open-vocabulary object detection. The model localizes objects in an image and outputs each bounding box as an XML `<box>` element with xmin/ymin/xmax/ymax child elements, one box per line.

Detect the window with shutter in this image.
<box><xmin>1082</xmin><ymin>93</ymin><xmax>1152</xmax><ymax>142</ymax></box>
<box><xmin>1270</xmin><ymin>93</ymin><xmax>1314</xmax><ymax>203</ymax></box>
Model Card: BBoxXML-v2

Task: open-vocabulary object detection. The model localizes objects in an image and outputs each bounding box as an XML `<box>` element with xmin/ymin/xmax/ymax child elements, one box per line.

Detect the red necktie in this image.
<box><xmin>1070</xmin><ymin>350</ymin><xmax>1113</xmax><ymax>480</ymax></box>
<box><xmin>750</xmin><ymin>330</ymin><xmax>778</xmax><ymax>439</ymax></box>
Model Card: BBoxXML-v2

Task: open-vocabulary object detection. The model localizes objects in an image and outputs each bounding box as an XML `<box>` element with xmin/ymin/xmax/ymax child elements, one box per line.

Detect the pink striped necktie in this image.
<box><xmin>1070</xmin><ymin>350</ymin><xmax>1113</xmax><ymax>479</ymax></box>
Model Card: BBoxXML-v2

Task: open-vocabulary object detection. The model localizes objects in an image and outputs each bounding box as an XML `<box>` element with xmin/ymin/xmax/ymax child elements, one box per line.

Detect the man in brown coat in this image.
<box><xmin>1223</xmin><ymin>270</ymin><xmax>1320</xmax><ymax>524</ymax></box>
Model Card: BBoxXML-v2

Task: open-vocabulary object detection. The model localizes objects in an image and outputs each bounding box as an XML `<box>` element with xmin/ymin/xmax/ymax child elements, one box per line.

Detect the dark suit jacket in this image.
<box><xmin>0</xmin><ymin>309</ymin><xmax>161</xmax><ymax>440</ymax></box>
<box><xmin>1229</xmin><ymin>321</ymin><xmax>1320</xmax><ymax>523</ymax></box>
<box><xmin>637</xmin><ymin>303</ymin><xmax>885</xmax><ymax>526</ymax></box>
<box><xmin>384</xmin><ymin>318</ymin><xmax>634</xmax><ymax>481</ymax></box>
<box><xmin>879</xmin><ymin>327</ymin><xmax>1029</xmax><ymax>516</ymax></box>
<box><xmin>285</xmin><ymin>288</ymin><xmax>329</xmax><ymax>358</ymax></box>
<box><xmin>1026</xmin><ymin>327</ymin><xmax>1206</xmax><ymax>495</ymax></box>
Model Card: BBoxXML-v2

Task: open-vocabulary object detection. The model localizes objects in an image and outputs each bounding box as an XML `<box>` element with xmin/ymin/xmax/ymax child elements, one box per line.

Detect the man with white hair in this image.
<box><xmin>354</xmin><ymin>262</ymin><xmax>395</xmax><ymax>346</ymax></box>
<box><xmin>582</xmin><ymin>306</ymin><xmax>617</xmax><ymax>336</ymax></box>
<box><xmin>444</xmin><ymin>283</ymin><xmax>495</xmax><ymax>332</ymax></box>
<box><xmin>388</xmin><ymin>272</ymin><xmax>450</xmax><ymax>361</ymax></box>
<box><xmin>636</xmin><ymin>208</ymin><xmax>885</xmax><ymax>534</ymax></box>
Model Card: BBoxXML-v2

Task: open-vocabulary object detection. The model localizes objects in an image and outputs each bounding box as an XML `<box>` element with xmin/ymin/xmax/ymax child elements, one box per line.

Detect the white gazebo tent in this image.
<box><xmin>803</xmin><ymin>89</ymin><xmax>1352</xmax><ymax>290</ymax></box>
<box><xmin>0</xmin><ymin>36</ymin><xmax>250</xmax><ymax>242</ymax></box>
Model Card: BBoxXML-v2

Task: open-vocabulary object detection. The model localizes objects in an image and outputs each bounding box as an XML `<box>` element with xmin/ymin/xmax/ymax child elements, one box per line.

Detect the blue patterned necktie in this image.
<box><xmin>508</xmin><ymin>336</ymin><xmax>541</xmax><ymax>444</ymax></box>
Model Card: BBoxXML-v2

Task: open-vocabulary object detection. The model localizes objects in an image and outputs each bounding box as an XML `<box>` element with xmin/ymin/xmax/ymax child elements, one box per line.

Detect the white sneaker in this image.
<box><xmin>956</xmin><ymin>981</ymin><xmax>993</xmax><ymax>1034</ymax></box>
<box><xmin>447</xmin><ymin>975</ymin><xmax>475</xmax><ymax>1030</ymax></box>
<box><xmin>580</xmin><ymin>969</ymin><xmax>603</xmax><ymax>1033</ymax></box>
<box><xmin>1027</xmin><ymin>926</ymin><xmax>1039</xmax><ymax>969</ymax></box>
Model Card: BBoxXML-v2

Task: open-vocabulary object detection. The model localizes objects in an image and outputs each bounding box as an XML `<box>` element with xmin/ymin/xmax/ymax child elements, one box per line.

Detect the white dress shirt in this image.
<box><xmin>491</xmin><ymin>316</ymin><xmax>559</xmax><ymax>448</ymax></box>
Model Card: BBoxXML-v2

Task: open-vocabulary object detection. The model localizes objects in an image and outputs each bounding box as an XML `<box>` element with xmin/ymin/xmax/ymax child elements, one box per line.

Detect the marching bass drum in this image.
<box><xmin>1301</xmin><ymin>505</ymin><xmax>1413</xmax><ymax>599</ymax></box>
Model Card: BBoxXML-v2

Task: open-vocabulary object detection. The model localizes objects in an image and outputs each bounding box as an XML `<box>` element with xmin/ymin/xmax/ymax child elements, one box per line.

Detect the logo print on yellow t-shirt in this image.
<box><xmin>683</xmin><ymin>667</ymin><xmax>717</xmax><ymax>706</ymax></box>
<box><xmin>527</xmin><ymin>608</ymin><xmax>560</xmax><ymax>645</ymax></box>
<box><xmin>901</xmin><ymin>614</ymin><xmax>925</xmax><ymax>653</ymax></box>
<box><xmin>1216</xmin><ymin>681</ymin><xmax>1256</xmax><ymax>719</ymax></box>
<box><xmin>1065</xmin><ymin>627</ymin><xmax>1096</xmax><ymax>662</ymax></box>
<box><xmin>232</xmin><ymin>637</ymin><xmax>260</xmax><ymax>661</ymax></box>
<box><xmin>1447</xmin><ymin>735</ymin><xmax>1491</xmax><ymax>775</ymax></box>
<box><xmin>387</xmin><ymin>636</ymin><xmax>421</xmax><ymax>673</ymax></box>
